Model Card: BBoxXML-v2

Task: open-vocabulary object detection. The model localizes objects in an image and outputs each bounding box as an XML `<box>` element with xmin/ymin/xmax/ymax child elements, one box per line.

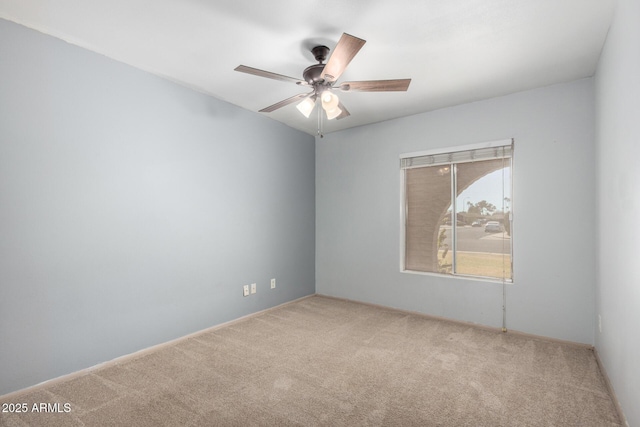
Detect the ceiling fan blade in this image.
<box><xmin>339</xmin><ymin>79</ymin><xmax>411</xmax><ymax>92</ymax></box>
<box><xmin>321</xmin><ymin>33</ymin><xmax>366</xmax><ymax>83</ymax></box>
<box><xmin>259</xmin><ymin>92</ymin><xmax>313</xmax><ymax>113</ymax></box>
<box><xmin>235</xmin><ymin>65</ymin><xmax>307</xmax><ymax>85</ymax></box>
<box><xmin>336</xmin><ymin>102</ymin><xmax>350</xmax><ymax>120</ymax></box>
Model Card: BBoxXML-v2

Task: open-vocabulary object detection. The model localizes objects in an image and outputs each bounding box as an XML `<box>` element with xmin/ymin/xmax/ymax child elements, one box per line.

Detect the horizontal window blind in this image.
<box><xmin>401</xmin><ymin>144</ymin><xmax>512</xmax><ymax>169</ymax></box>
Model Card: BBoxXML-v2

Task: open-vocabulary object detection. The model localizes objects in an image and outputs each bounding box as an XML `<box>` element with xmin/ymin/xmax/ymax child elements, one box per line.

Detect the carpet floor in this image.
<box><xmin>0</xmin><ymin>295</ymin><xmax>622</xmax><ymax>426</ymax></box>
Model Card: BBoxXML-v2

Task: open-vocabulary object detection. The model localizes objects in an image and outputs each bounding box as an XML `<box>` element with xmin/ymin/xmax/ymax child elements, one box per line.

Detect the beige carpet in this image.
<box><xmin>0</xmin><ymin>295</ymin><xmax>622</xmax><ymax>426</ymax></box>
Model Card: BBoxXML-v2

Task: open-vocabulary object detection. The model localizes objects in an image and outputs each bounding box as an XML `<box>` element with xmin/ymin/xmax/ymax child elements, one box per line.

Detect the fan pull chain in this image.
<box><xmin>317</xmin><ymin>102</ymin><xmax>324</xmax><ymax>138</ymax></box>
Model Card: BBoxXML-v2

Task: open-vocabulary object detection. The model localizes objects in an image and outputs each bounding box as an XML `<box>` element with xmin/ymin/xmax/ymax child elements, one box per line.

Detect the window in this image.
<box><xmin>400</xmin><ymin>140</ymin><xmax>513</xmax><ymax>282</ymax></box>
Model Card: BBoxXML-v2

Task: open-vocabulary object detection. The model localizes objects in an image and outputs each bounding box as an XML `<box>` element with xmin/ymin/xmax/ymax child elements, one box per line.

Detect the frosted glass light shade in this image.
<box><xmin>321</xmin><ymin>91</ymin><xmax>339</xmax><ymax>111</ymax></box>
<box><xmin>325</xmin><ymin>107</ymin><xmax>342</xmax><ymax>120</ymax></box>
<box><xmin>296</xmin><ymin>97</ymin><xmax>316</xmax><ymax>118</ymax></box>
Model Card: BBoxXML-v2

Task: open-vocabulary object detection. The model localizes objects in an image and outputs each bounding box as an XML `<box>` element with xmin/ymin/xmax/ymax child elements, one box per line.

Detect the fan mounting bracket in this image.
<box><xmin>311</xmin><ymin>45</ymin><xmax>330</xmax><ymax>63</ymax></box>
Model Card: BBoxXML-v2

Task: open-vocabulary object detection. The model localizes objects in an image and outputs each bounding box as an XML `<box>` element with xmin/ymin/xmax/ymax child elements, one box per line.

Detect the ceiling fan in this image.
<box><xmin>235</xmin><ymin>33</ymin><xmax>411</xmax><ymax>136</ymax></box>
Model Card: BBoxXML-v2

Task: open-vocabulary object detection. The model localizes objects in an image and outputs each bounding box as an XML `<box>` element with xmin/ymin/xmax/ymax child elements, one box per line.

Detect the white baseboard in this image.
<box><xmin>593</xmin><ymin>348</ymin><xmax>629</xmax><ymax>427</ymax></box>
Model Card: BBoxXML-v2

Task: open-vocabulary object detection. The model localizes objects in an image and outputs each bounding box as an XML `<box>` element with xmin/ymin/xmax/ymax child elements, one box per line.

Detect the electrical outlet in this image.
<box><xmin>271</xmin><ymin>278</ymin><xmax>276</xmax><ymax>289</ymax></box>
<box><xmin>251</xmin><ymin>283</ymin><xmax>256</xmax><ymax>294</ymax></box>
<box><xmin>243</xmin><ymin>285</ymin><xmax>249</xmax><ymax>297</ymax></box>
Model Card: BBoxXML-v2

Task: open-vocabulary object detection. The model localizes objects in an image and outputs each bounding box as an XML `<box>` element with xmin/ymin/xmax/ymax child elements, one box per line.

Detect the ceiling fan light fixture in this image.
<box><xmin>234</xmin><ymin>32</ymin><xmax>411</xmax><ymax>133</ymax></box>
<box><xmin>296</xmin><ymin>97</ymin><xmax>316</xmax><ymax>118</ymax></box>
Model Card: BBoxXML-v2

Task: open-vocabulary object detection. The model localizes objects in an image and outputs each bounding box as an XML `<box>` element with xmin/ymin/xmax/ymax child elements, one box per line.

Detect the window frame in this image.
<box><xmin>399</xmin><ymin>139</ymin><xmax>514</xmax><ymax>283</ymax></box>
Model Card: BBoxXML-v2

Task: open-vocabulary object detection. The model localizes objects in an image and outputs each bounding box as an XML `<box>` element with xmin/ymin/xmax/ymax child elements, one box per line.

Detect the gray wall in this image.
<box><xmin>317</xmin><ymin>78</ymin><xmax>596</xmax><ymax>345</ymax></box>
<box><xmin>0</xmin><ymin>19</ymin><xmax>315</xmax><ymax>395</ymax></box>
<box><xmin>595</xmin><ymin>0</ymin><xmax>639</xmax><ymax>424</ymax></box>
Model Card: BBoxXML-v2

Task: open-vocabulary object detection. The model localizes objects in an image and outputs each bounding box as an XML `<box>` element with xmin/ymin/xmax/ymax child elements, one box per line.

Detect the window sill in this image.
<box><xmin>400</xmin><ymin>268</ymin><xmax>514</xmax><ymax>285</ymax></box>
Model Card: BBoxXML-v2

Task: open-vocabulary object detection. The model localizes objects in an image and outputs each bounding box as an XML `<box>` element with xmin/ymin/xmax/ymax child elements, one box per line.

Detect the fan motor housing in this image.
<box><xmin>303</xmin><ymin>64</ymin><xmax>325</xmax><ymax>84</ymax></box>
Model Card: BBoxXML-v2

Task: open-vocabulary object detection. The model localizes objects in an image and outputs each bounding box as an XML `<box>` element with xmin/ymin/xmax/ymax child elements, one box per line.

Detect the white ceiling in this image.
<box><xmin>0</xmin><ymin>0</ymin><xmax>615</xmax><ymax>136</ymax></box>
